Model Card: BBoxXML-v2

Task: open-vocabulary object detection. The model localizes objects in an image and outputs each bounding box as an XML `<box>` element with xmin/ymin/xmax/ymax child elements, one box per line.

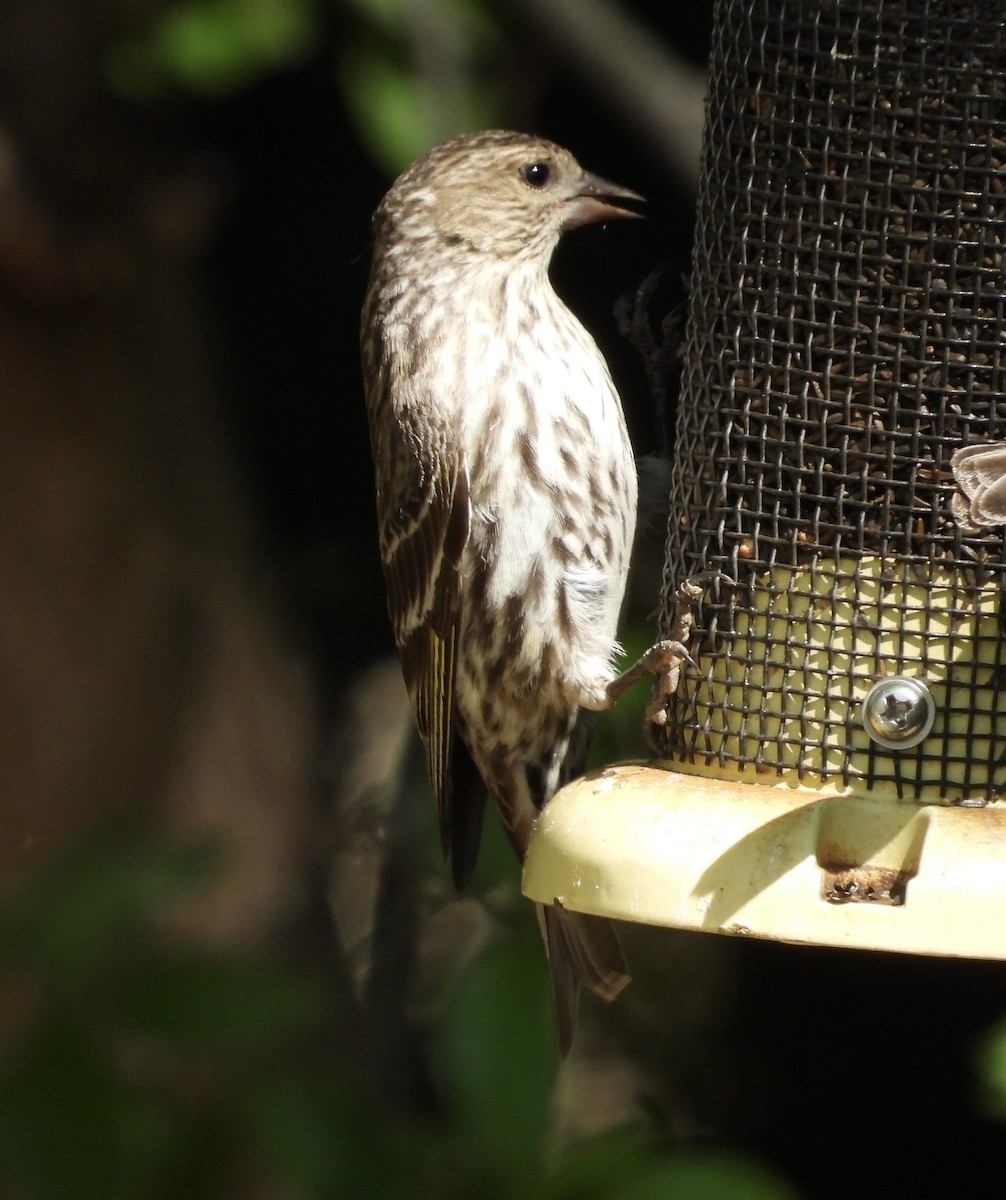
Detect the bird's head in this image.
<box><xmin>373</xmin><ymin>130</ymin><xmax>643</xmax><ymax>264</ymax></box>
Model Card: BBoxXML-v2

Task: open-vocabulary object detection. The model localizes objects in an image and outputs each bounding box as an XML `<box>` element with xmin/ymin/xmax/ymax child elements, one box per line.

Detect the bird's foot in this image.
<box><xmin>605</xmin><ymin>637</ymin><xmax>694</xmax><ymax>713</ymax></box>
<box><xmin>640</xmin><ymin>570</ymin><xmax>734</xmax><ymax>725</ymax></box>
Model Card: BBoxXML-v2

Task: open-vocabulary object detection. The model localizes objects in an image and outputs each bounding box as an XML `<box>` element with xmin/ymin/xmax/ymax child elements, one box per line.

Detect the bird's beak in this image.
<box><xmin>562</xmin><ymin>171</ymin><xmax>645</xmax><ymax>229</ymax></box>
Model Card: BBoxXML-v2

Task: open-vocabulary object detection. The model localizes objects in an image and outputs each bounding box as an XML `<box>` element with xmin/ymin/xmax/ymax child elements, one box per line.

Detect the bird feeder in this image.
<box><xmin>523</xmin><ymin>0</ymin><xmax>1006</xmax><ymax>958</ymax></box>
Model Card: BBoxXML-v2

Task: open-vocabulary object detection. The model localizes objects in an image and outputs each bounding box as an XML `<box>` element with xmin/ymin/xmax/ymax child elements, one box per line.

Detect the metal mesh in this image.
<box><xmin>656</xmin><ymin>0</ymin><xmax>1006</xmax><ymax>799</ymax></box>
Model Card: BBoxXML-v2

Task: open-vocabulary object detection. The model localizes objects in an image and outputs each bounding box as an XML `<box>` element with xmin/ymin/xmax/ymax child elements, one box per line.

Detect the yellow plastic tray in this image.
<box><xmin>522</xmin><ymin>763</ymin><xmax>1006</xmax><ymax>959</ymax></box>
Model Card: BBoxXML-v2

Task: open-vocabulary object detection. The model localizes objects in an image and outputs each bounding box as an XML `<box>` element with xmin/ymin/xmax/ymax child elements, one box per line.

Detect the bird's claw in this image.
<box><xmin>646</xmin><ymin>570</ymin><xmax>734</xmax><ymax>724</ymax></box>
<box><xmin>643</xmin><ymin>638</ymin><xmax>695</xmax><ymax>672</ymax></box>
<box><xmin>643</xmin><ymin>640</ymin><xmax>693</xmax><ymax>727</ymax></box>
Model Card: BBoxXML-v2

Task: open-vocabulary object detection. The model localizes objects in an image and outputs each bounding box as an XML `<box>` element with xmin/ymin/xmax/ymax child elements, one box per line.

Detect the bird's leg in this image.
<box><xmin>605</xmin><ymin>637</ymin><xmax>694</xmax><ymax>721</ymax></box>
<box><xmin>606</xmin><ymin>571</ymin><xmax>732</xmax><ymax>724</ymax></box>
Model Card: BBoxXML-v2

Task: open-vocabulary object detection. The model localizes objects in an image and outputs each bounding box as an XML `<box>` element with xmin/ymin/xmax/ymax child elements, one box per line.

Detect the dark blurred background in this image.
<box><xmin>1</xmin><ymin>2</ymin><xmax>1006</xmax><ymax>1198</ymax></box>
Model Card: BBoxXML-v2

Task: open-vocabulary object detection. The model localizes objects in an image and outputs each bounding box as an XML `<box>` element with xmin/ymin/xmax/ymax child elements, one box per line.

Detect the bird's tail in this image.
<box><xmin>540</xmin><ymin>901</ymin><xmax>630</xmax><ymax>1056</ymax></box>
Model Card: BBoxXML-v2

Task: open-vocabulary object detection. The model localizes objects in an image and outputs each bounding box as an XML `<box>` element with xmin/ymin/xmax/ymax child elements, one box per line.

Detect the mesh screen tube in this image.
<box><xmin>656</xmin><ymin>0</ymin><xmax>1006</xmax><ymax>799</ymax></box>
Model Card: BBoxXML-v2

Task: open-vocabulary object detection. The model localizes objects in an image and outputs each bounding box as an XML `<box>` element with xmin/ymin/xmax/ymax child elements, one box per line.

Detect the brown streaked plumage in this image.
<box><xmin>362</xmin><ymin>130</ymin><xmax>678</xmax><ymax>1053</ymax></box>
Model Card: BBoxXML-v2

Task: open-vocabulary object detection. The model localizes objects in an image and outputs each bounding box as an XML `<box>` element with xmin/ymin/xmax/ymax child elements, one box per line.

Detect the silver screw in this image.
<box><xmin>861</xmin><ymin>677</ymin><xmax>936</xmax><ymax>751</ymax></box>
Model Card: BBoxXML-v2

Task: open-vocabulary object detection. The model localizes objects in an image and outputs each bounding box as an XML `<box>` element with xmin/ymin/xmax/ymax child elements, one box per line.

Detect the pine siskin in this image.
<box><xmin>361</xmin><ymin>130</ymin><xmax>684</xmax><ymax>1052</ymax></box>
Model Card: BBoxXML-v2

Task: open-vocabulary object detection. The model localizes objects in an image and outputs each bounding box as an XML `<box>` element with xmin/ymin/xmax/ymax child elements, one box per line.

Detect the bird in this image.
<box><xmin>361</xmin><ymin>130</ymin><xmax>685</xmax><ymax>1052</ymax></box>
<box><xmin>950</xmin><ymin>441</ymin><xmax>1006</xmax><ymax>530</ymax></box>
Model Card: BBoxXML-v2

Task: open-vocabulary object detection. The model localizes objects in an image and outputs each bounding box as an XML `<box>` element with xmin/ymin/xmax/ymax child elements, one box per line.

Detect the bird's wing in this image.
<box><xmin>376</xmin><ymin>401</ymin><xmax>472</xmax><ymax>861</ymax></box>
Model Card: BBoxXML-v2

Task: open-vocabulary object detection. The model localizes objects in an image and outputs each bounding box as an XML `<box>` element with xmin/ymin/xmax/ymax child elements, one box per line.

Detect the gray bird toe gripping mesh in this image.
<box><xmin>655</xmin><ymin>0</ymin><xmax>1006</xmax><ymax>801</ymax></box>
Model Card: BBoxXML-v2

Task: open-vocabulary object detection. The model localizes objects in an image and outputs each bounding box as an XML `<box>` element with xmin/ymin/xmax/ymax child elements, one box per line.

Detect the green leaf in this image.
<box><xmin>115</xmin><ymin>946</ymin><xmax>318</xmax><ymax>1048</ymax></box>
<box><xmin>244</xmin><ymin>1077</ymin><xmax>391</xmax><ymax>1198</ymax></box>
<box><xmin>613</xmin><ymin>1150</ymin><xmax>801</xmax><ymax>1200</ymax></box>
<box><xmin>0</xmin><ymin>1021</ymin><xmax>174</xmax><ymax>1200</ymax></box>
<box><xmin>338</xmin><ymin>36</ymin><xmax>500</xmax><ymax>175</ymax></box>
<box><xmin>974</xmin><ymin>1015</ymin><xmax>1006</xmax><ymax>1119</ymax></box>
<box><xmin>342</xmin><ymin>0</ymin><xmax>499</xmax><ymax>44</ymax></box>
<box><xmin>437</xmin><ymin>937</ymin><xmax>557</xmax><ymax>1169</ymax></box>
<box><xmin>0</xmin><ymin>839</ymin><xmax>217</xmax><ymax>977</ymax></box>
<box><xmin>339</xmin><ymin>45</ymin><xmax>435</xmax><ymax>176</ymax></box>
<box><xmin>108</xmin><ymin>0</ymin><xmax>320</xmax><ymax>98</ymax></box>
<box><xmin>340</xmin><ymin>0</ymin><xmax>415</xmax><ymax>34</ymax></box>
<box><xmin>542</xmin><ymin>1134</ymin><xmax>661</xmax><ymax>1200</ymax></box>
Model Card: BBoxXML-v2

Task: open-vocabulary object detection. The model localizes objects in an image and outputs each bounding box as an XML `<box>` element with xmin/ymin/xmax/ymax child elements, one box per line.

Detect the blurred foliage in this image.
<box><xmin>974</xmin><ymin>1016</ymin><xmax>1006</xmax><ymax>1122</ymax></box>
<box><xmin>106</xmin><ymin>0</ymin><xmax>504</xmax><ymax>172</ymax></box>
<box><xmin>0</xmin><ymin>835</ymin><xmax>798</xmax><ymax>1199</ymax></box>
<box><xmin>108</xmin><ymin>0</ymin><xmax>323</xmax><ymax>97</ymax></box>
<box><xmin>338</xmin><ymin>0</ymin><xmax>501</xmax><ymax>173</ymax></box>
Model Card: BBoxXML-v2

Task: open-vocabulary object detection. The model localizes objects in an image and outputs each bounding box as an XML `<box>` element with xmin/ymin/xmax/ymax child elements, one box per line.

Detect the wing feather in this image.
<box><xmin>375</xmin><ymin>403</ymin><xmax>471</xmax><ymax>861</ymax></box>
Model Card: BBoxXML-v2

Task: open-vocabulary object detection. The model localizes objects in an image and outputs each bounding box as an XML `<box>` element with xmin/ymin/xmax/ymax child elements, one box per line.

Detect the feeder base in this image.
<box><xmin>522</xmin><ymin>763</ymin><xmax>1006</xmax><ymax>959</ymax></box>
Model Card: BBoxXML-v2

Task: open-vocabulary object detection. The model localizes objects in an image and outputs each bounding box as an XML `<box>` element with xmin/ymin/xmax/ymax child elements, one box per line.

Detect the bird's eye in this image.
<box><xmin>521</xmin><ymin>162</ymin><xmax>551</xmax><ymax>188</ymax></box>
